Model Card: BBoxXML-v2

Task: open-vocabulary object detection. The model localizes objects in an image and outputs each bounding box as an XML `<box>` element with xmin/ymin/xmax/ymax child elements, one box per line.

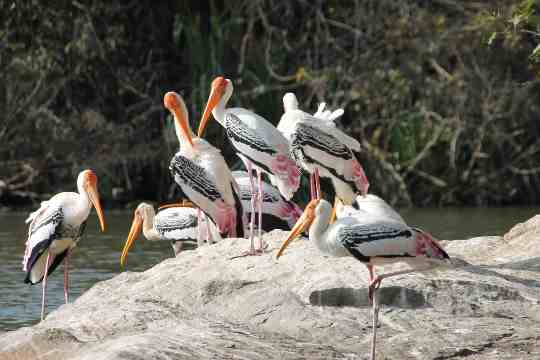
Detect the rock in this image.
<box><xmin>2</xmin><ymin>220</ymin><xmax>540</xmax><ymax>359</ymax></box>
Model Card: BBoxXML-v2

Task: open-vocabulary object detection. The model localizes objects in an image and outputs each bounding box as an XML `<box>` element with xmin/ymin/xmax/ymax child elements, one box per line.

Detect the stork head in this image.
<box><xmin>120</xmin><ymin>202</ymin><xmax>154</xmax><ymax>267</ymax></box>
<box><xmin>163</xmin><ymin>91</ymin><xmax>194</xmax><ymax>147</ymax></box>
<box><xmin>78</xmin><ymin>169</ymin><xmax>106</xmax><ymax>232</ymax></box>
<box><xmin>197</xmin><ymin>76</ymin><xmax>233</xmax><ymax>137</ymax></box>
<box><xmin>282</xmin><ymin>92</ymin><xmax>299</xmax><ymax>112</ymax></box>
<box><xmin>276</xmin><ymin>198</ymin><xmax>321</xmax><ymax>259</ymax></box>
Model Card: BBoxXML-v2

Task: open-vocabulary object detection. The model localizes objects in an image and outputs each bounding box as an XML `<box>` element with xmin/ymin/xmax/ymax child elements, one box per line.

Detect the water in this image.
<box><xmin>1</xmin><ymin>207</ymin><xmax>539</xmax><ymax>331</ymax></box>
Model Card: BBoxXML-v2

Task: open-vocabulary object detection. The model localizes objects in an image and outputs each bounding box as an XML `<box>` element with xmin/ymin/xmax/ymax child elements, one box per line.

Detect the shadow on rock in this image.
<box><xmin>309</xmin><ymin>286</ymin><xmax>427</xmax><ymax>308</ymax></box>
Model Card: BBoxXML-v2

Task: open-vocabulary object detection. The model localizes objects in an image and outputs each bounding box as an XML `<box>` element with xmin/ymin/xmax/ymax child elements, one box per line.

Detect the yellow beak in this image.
<box><xmin>163</xmin><ymin>92</ymin><xmax>194</xmax><ymax>147</ymax></box>
<box><xmin>120</xmin><ymin>213</ymin><xmax>143</xmax><ymax>267</ymax></box>
<box><xmin>276</xmin><ymin>199</ymin><xmax>318</xmax><ymax>259</ymax></box>
<box><xmin>87</xmin><ymin>183</ymin><xmax>106</xmax><ymax>232</ymax></box>
<box><xmin>198</xmin><ymin>85</ymin><xmax>223</xmax><ymax>137</ymax></box>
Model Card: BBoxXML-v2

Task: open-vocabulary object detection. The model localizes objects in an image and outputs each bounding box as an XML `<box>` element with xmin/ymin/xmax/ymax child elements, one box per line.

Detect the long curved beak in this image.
<box><xmin>87</xmin><ymin>184</ymin><xmax>106</xmax><ymax>232</ymax></box>
<box><xmin>198</xmin><ymin>87</ymin><xmax>222</xmax><ymax>137</ymax></box>
<box><xmin>120</xmin><ymin>213</ymin><xmax>143</xmax><ymax>267</ymax></box>
<box><xmin>276</xmin><ymin>202</ymin><xmax>316</xmax><ymax>259</ymax></box>
<box><xmin>172</xmin><ymin>107</ymin><xmax>194</xmax><ymax>148</ymax></box>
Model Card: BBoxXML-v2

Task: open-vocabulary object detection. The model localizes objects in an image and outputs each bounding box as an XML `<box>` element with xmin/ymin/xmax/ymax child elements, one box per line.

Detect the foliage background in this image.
<box><xmin>1</xmin><ymin>0</ymin><xmax>539</xmax><ymax>207</ymax></box>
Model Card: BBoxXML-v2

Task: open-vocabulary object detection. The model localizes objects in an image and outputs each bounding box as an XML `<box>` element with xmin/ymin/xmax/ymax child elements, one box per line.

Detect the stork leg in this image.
<box><xmin>235</xmin><ymin>161</ymin><xmax>261</xmax><ymax>257</ymax></box>
<box><xmin>41</xmin><ymin>251</ymin><xmax>53</xmax><ymax>321</ymax></box>
<box><xmin>314</xmin><ymin>168</ymin><xmax>321</xmax><ymax>199</ymax></box>
<box><xmin>256</xmin><ymin>169</ymin><xmax>264</xmax><ymax>251</ymax></box>
<box><xmin>309</xmin><ymin>173</ymin><xmax>316</xmax><ymax>200</ymax></box>
<box><xmin>368</xmin><ymin>265</ymin><xmax>435</xmax><ymax>300</ymax></box>
<box><xmin>63</xmin><ymin>249</ymin><xmax>71</xmax><ymax>304</ymax></box>
<box><xmin>371</xmin><ymin>287</ymin><xmax>380</xmax><ymax>360</ymax></box>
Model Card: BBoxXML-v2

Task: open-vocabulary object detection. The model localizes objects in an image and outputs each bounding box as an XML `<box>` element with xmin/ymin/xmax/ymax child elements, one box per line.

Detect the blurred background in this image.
<box><xmin>2</xmin><ymin>0</ymin><xmax>540</xmax><ymax>208</ymax></box>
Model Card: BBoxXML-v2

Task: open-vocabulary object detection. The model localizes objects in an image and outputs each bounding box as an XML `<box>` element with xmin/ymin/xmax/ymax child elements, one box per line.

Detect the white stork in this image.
<box><xmin>232</xmin><ymin>170</ymin><xmax>302</xmax><ymax>233</ymax></box>
<box><xmin>120</xmin><ymin>202</ymin><xmax>221</xmax><ymax>267</ymax></box>
<box><xmin>197</xmin><ymin>77</ymin><xmax>301</xmax><ymax>255</ymax></box>
<box><xmin>278</xmin><ymin>93</ymin><xmax>369</xmax><ymax>205</ymax></box>
<box><xmin>163</xmin><ymin>91</ymin><xmax>245</xmax><ymax>242</ymax></box>
<box><xmin>276</xmin><ymin>198</ymin><xmax>450</xmax><ymax>360</ymax></box>
<box><xmin>22</xmin><ymin>169</ymin><xmax>106</xmax><ymax>320</ymax></box>
<box><xmin>336</xmin><ymin>194</ymin><xmax>406</xmax><ymax>225</ymax></box>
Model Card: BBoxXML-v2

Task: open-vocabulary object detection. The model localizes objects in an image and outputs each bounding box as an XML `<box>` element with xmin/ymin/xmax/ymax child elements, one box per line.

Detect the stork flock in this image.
<box><xmin>21</xmin><ymin>76</ymin><xmax>451</xmax><ymax>359</ymax></box>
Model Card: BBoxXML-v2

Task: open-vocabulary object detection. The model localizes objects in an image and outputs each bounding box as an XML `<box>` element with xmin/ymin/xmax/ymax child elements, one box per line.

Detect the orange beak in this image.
<box><xmin>197</xmin><ymin>77</ymin><xmax>227</xmax><ymax>137</ymax></box>
<box><xmin>164</xmin><ymin>92</ymin><xmax>194</xmax><ymax>147</ymax></box>
<box><xmin>86</xmin><ymin>177</ymin><xmax>106</xmax><ymax>232</ymax></box>
<box><xmin>120</xmin><ymin>212</ymin><xmax>143</xmax><ymax>267</ymax></box>
<box><xmin>276</xmin><ymin>199</ymin><xmax>319</xmax><ymax>259</ymax></box>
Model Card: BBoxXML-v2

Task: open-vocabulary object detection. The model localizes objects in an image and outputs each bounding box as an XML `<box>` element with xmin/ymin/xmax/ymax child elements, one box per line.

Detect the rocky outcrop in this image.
<box><xmin>2</xmin><ymin>217</ymin><xmax>540</xmax><ymax>359</ymax></box>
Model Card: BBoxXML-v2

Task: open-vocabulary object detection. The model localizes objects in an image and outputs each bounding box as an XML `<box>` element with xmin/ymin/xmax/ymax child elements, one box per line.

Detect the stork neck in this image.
<box><xmin>211</xmin><ymin>84</ymin><xmax>232</xmax><ymax>125</ymax></box>
<box><xmin>76</xmin><ymin>183</ymin><xmax>92</xmax><ymax>213</ymax></box>
<box><xmin>141</xmin><ymin>209</ymin><xmax>160</xmax><ymax>241</ymax></box>
<box><xmin>211</xmin><ymin>100</ymin><xmax>227</xmax><ymax>125</ymax></box>
<box><xmin>174</xmin><ymin>116</ymin><xmax>195</xmax><ymax>150</ymax></box>
<box><xmin>309</xmin><ymin>205</ymin><xmax>333</xmax><ymax>254</ymax></box>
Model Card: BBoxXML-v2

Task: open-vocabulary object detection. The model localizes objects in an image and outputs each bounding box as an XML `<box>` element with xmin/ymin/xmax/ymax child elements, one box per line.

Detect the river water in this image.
<box><xmin>1</xmin><ymin>207</ymin><xmax>538</xmax><ymax>331</ymax></box>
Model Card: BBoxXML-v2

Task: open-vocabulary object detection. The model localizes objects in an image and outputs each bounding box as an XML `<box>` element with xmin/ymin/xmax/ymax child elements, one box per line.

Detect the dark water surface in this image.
<box><xmin>1</xmin><ymin>207</ymin><xmax>538</xmax><ymax>331</ymax></box>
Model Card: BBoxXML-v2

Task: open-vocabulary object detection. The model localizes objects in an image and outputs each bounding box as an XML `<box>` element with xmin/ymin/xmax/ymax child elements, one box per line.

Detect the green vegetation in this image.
<box><xmin>1</xmin><ymin>0</ymin><xmax>539</xmax><ymax>207</ymax></box>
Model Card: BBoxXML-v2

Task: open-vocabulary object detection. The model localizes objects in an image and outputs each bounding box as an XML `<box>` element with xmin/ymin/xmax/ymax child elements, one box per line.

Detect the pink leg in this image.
<box><xmin>64</xmin><ymin>250</ymin><xmax>70</xmax><ymax>304</ymax></box>
<box><xmin>314</xmin><ymin>168</ymin><xmax>321</xmax><ymax>200</ymax></box>
<box><xmin>41</xmin><ymin>251</ymin><xmax>53</xmax><ymax>321</ymax></box>
<box><xmin>309</xmin><ymin>173</ymin><xmax>316</xmax><ymax>200</ymax></box>
<box><xmin>247</xmin><ymin>161</ymin><xmax>256</xmax><ymax>253</ymax></box>
<box><xmin>257</xmin><ymin>169</ymin><xmax>264</xmax><ymax>250</ymax></box>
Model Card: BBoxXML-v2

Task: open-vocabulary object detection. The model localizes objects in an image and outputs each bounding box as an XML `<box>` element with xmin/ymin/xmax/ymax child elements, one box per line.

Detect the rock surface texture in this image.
<box><xmin>2</xmin><ymin>216</ymin><xmax>540</xmax><ymax>359</ymax></box>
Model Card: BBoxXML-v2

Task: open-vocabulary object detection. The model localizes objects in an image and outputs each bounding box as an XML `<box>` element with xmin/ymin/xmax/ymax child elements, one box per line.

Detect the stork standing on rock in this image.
<box><xmin>197</xmin><ymin>77</ymin><xmax>301</xmax><ymax>255</ymax></box>
<box><xmin>22</xmin><ymin>169</ymin><xmax>106</xmax><ymax>320</ymax></box>
<box><xmin>276</xmin><ymin>197</ymin><xmax>450</xmax><ymax>360</ymax></box>
<box><xmin>278</xmin><ymin>93</ymin><xmax>369</xmax><ymax>205</ymax></box>
<box><xmin>232</xmin><ymin>170</ymin><xmax>303</xmax><ymax>233</ymax></box>
<box><xmin>120</xmin><ymin>202</ymin><xmax>222</xmax><ymax>267</ymax></box>
<box><xmin>163</xmin><ymin>91</ymin><xmax>245</xmax><ymax>242</ymax></box>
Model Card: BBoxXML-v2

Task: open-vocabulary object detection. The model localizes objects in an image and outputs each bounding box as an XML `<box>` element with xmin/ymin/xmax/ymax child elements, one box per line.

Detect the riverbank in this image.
<box><xmin>1</xmin><ymin>216</ymin><xmax>540</xmax><ymax>359</ymax></box>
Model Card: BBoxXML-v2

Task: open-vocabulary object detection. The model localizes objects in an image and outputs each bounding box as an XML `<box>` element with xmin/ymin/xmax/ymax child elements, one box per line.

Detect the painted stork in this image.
<box><xmin>336</xmin><ymin>194</ymin><xmax>406</xmax><ymax>225</ymax></box>
<box><xmin>120</xmin><ymin>202</ymin><xmax>222</xmax><ymax>267</ymax></box>
<box><xmin>22</xmin><ymin>169</ymin><xmax>106</xmax><ymax>320</ymax></box>
<box><xmin>197</xmin><ymin>77</ymin><xmax>301</xmax><ymax>254</ymax></box>
<box><xmin>163</xmin><ymin>91</ymin><xmax>245</xmax><ymax>242</ymax></box>
<box><xmin>278</xmin><ymin>92</ymin><xmax>369</xmax><ymax>204</ymax></box>
<box><xmin>232</xmin><ymin>170</ymin><xmax>303</xmax><ymax>233</ymax></box>
<box><xmin>276</xmin><ymin>198</ymin><xmax>450</xmax><ymax>360</ymax></box>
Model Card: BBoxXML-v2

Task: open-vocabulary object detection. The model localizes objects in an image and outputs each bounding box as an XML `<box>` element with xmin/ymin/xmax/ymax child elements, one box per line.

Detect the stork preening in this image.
<box><xmin>233</xmin><ymin>170</ymin><xmax>303</xmax><ymax>233</ymax></box>
<box><xmin>197</xmin><ymin>77</ymin><xmax>301</xmax><ymax>255</ymax></box>
<box><xmin>278</xmin><ymin>93</ymin><xmax>369</xmax><ymax>205</ymax></box>
<box><xmin>22</xmin><ymin>169</ymin><xmax>106</xmax><ymax>320</ymax></box>
<box><xmin>120</xmin><ymin>202</ymin><xmax>222</xmax><ymax>267</ymax></box>
<box><xmin>163</xmin><ymin>91</ymin><xmax>245</xmax><ymax>242</ymax></box>
<box><xmin>276</xmin><ymin>198</ymin><xmax>450</xmax><ymax>360</ymax></box>
<box><xmin>336</xmin><ymin>194</ymin><xmax>406</xmax><ymax>225</ymax></box>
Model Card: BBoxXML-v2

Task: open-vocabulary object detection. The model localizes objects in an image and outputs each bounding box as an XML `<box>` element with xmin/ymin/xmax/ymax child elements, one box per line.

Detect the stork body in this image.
<box><xmin>276</xmin><ymin>198</ymin><xmax>450</xmax><ymax>360</ymax></box>
<box><xmin>22</xmin><ymin>170</ymin><xmax>106</xmax><ymax>320</ymax></box>
<box><xmin>337</xmin><ymin>194</ymin><xmax>406</xmax><ymax>225</ymax></box>
<box><xmin>232</xmin><ymin>170</ymin><xmax>302</xmax><ymax>232</ymax></box>
<box><xmin>278</xmin><ymin>93</ymin><xmax>369</xmax><ymax>203</ymax></box>
<box><xmin>198</xmin><ymin>77</ymin><xmax>300</xmax><ymax>254</ymax></box>
<box><xmin>120</xmin><ymin>203</ymin><xmax>221</xmax><ymax>267</ymax></box>
<box><xmin>164</xmin><ymin>92</ymin><xmax>244</xmax><ymax>240</ymax></box>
